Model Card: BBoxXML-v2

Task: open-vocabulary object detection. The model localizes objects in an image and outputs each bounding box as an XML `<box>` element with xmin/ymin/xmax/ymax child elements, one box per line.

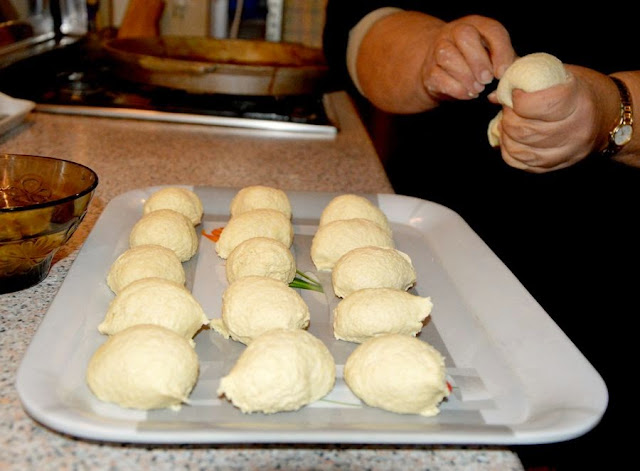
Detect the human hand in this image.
<box><xmin>495</xmin><ymin>67</ymin><xmax>608</xmax><ymax>173</ymax></box>
<box><xmin>421</xmin><ymin>15</ymin><xmax>516</xmax><ymax>101</ymax></box>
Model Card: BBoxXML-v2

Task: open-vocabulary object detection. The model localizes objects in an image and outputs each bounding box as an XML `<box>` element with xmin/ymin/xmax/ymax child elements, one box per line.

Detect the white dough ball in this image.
<box><xmin>106</xmin><ymin>244</ymin><xmax>186</xmax><ymax>294</ymax></box>
<box><xmin>143</xmin><ymin>187</ymin><xmax>204</xmax><ymax>226</ymax></box>
<box><xmin>210</xmin><ymin>275</ymin><xmax>310</xmax><ymax>345</ymax></box>
<box><xmin>129</xmin><ymin>209</ymin><xmax>198</xmax><ymax>262</ymax></box>
<box><xmin>310</xmin><ymin>218</ymin><xmax>394</xmax><ymax>271</ymax></box>
<box><xmin>344</xmin><ymin>333</ymin><xmax>449</xmax><ymax>416</ymax></box>
<box><xmin>217</xmin><ymin>328</ymin><xmax>336</xmax><ymax>414</ymax></box>
<box><xmin>333</xmin><ymin>288</ymin><xmax>433</xmax><ymax>343</ymax></box>
<box><xmin>319</xmin><ymin>194</ymin><xmax>391</xmax><ymax>234</ymax></box>
<box><xmin>226</xmin><ymin>237</ymin><xmax>296</xmax><ymax>285</ymax></box>
<box><xmin>488</xmin><ymin>52</ymin><xmax>569</xmax><ymax>147</ymax></box>
<box><xmin>230</xmin><ymin>185</ymin><xmax>292</xmax><ymax>219</ymax></box>
<box><xmin>496</xmin><ymin>52</ymin><xmax>568</xmax><ymax>108</ymax></box>
<box><xmin>98</xmin><ymin>277</ymin><xmax>209</xmax><ymax>340</ymax></box>
<box><xmin>86</xmin><ymin>324</ymin><xmax>199</xmax><ymax>410</ymax></box>
<box><xmin>331</xmin><ymin>246</ymin><xmax>416</xmax><ymax>298</ymax></box>
<box><xmin>216</xmin><ymin>208</ymin><xmax>293</xmax><ymax>259</ymax></box>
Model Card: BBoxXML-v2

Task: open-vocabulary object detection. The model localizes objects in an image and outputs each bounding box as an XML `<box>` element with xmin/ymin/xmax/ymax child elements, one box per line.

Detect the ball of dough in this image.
<box><xmin>331</xmin><ymin>246</ymin><xmax>416</xmax><ymax>298</ymax></box>
<box><xmin>311</xmin><ymin>218</ymin><xmax>394</xmax><ymax>271</ymax></box>
<box><xmin>210</xmin><ymin>275</ymin><xmax>310</xmax><ymax>345</ymax></box>
<box><xmin>333</xmin><ymin>288</ymin><xmax>433</xmax><ymax>343</ymax></box>
<box><xmin>106</xmin><ymin>244</ymin><xmax>186</xmax><ymax>294</ymax></box>
<box><xmin>488</xmin><ymin>53</ymin><xmax>568</xmax><ymax>147</ymax></box>
<box><xmin>98</xmin><ymin>277</ymin><xmax>209</xmax><ymax>340</ymax></box>
<box><xmin>319</xmin><ymin>194</ymin><xmax>391</xmax><ymax>234</ymax></box>
<box><xmin>216</xmin><ymin>208</ymin><xmax>293</xmax><ymax>259</ymax></box>
<box><xmin>217</xmin><ymin>328</ymin><xmax>336</xmax><ymax>414</ymax></box>
<box><xmin>86</xmin><ymin>324</ymin><xmax>199</xmax><ymax>410</ymax></box>
<box><xmin>230</xmin><ymin>185</ymin><xmax>292</xmax><ymax>219</ymax></box>
<box><xmin>226</xmin><ymin>237</ymin><xmax>296</xmax><ymax>284</ymax></box>
<box><xmin>129</xmin><ymin>209</ymin><xmax>198</xmax><ymax>262</ymax></box>
<box><xmin>487</xmin><ymin>110</ymin><xmax>503</xmax><ymax>148</ymax></box>
<box><xmin>143</xmin><ymin>187</ymin><xmax>204</xmax><ymax>226</ymax></box>
<box><xmin>496</xmin><ymin>53</ymin><xmax>568</xmax><ymax>108</ymax></box>
<box><xmin>344</xmin><ymin>333</ymin><xmax>449</xmax><ymax>416</ymax></box>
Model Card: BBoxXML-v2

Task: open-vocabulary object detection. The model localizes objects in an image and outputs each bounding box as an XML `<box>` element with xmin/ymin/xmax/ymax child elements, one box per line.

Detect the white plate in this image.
<box><xmin>15</xmin><ymin>186</ymin><xmax>607</xmax><ymax>445</ymax></box>
<box><xmin>0</xmin><ymin>92</ymin><xmax>35</xmax><ymax>136</ymax></box>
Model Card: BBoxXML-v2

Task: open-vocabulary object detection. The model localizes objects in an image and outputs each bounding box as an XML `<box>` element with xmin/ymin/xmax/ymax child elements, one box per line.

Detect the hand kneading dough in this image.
<box><xmin>226</xmin><ymin>237</ymin><xmax>296</xmax><ymax>284</ymax></box>
<box><xmin>344</xmin><ymin>333</ymin><xmax>449</xmax><ymax>416</ymax></box>
<box><xmin>143</xmin><ymin>187</ymin><xmax>204</xmax><ymax>225</ymax></box>
<box><xmin>217</xmin><ymin>328</ymin><xmax>335</xmax><ymax>414</ymax></box>
<box><xmin>488</xmin><ymin>52</ymin><xmax>569</xmax><ymax>146</ymax></box>
<box><xmin>216</xmin><ymin>208</ymin><xmax>293</xmax><ymax>259</ymax></box>
<box><xmin>230</xmin><ymin>185</ymin><xmax>292</xmax><ymax>219</ymax></box>
<box><xmin>311</xmin><ymin>218</ymin><xmax>394</xmax><ymax>271</ymax></box>
<box><xmin>332</xmin><ymin>246</ymin><xmax>416</xmax><ymax>298</ymax></box>
<box><xmin>106</xmin><ymin>244</ymin><xmax>186</xmax><ymax>294</ymax></box>
<box><xmin>333</xmin><ymin>288</ymin><xmax>432</xmax><ymax>343</ymax></box>
<box><xmin>99</xmin><ymin>277</ymin><xmax>209</xmax><ymax>340</ymax></box>
<box><xmin>210</xmin><ymin>275</ymin><xmax>309</xmax><ymax>344</ymax></box>
<box><xmin>86</xmin><ymin>324</ymin><xmax>199</xmax><ymax>410</ymax></box>
<box><xmin>319</xmin><ymin>194</ymin><xmax>391</xmax><ymax>234</ymax></box>
<box><xmin>129</xmin><ymin>209</ymin><xmax>198</xmax><ymax>262</ymax></box>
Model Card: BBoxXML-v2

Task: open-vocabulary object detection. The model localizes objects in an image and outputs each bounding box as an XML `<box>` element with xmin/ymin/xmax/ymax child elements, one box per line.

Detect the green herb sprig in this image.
<box><xmin>289</xmin><ymin>270</ymin><xmax>324</xmax><ymax>293</ymax></box>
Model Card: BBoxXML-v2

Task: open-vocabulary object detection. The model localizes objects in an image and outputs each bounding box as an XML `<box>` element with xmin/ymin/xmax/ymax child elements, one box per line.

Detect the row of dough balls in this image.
<box><xmin>210</xmin><ymin>185</ymin><xmax>303</xmax><ymax>343</ymax></box>
<box><xmin>311</xmin><ymin>194</ymin><xmax>450</xmax><ymax>416</ymax></box>
<box><xmin>209</xmin><ymin>186</ymin><xmax>336</xmax><ymax>414</ymax></box>
<box><xmin>87</xmin><ymin>187</ymin><xmax>209</xmax><ymax>411</ymax></box>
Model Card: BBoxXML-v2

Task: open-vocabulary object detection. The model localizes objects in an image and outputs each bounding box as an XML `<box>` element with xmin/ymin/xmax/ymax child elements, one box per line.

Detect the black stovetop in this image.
<box><xmin>0</xmin><ymin>37</ymin><xmax>335</xmax><ymax>132</ymax></box>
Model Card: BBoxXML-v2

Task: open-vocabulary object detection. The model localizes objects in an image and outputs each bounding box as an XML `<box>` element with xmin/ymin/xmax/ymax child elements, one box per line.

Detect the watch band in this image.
<box><xmin>601</xmin><ymin>76</ymin><xmax>633</xmax><ymax>157</ymax></box>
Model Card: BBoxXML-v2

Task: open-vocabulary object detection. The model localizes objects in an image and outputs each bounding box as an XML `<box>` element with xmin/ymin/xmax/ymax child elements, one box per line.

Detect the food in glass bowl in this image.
<box><xmin>0</xmin><ymin>154</ymin><xmax>98</xmax><ymax>294</ymax></box>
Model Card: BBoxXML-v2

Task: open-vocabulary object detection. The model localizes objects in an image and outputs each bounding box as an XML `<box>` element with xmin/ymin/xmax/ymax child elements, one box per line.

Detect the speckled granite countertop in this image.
<box><xmin>0</xmin><ymin>91</ymin><xmax>524</xmax><ymax>471</ymax></box>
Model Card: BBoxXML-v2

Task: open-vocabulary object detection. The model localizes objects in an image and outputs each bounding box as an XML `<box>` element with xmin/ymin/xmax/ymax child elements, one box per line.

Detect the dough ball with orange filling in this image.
<box><xmin>215</xmin><ymin>208</ymin><xmax>293</xmax><ymax>259</ymax></box>
<box><xmin>86</xmin><ymin>324</ymin><xmax>199</xmax><ymax>411</ymax></box>
<box><xmin>344</xmin><ymin>333</ymin><xmax>449</xmax><ymax>416</ymax></box>
<box><xmin>106</xmin><ymin>244</ymin><xmax>186</xmax><ymax>294</ymax></box>
<box><xmin>331</xmin><ymin>246</ymin><xmax>416</xmax><ymax>298</ymax></box>
<box><xmin>129</xmin><ymin>209</ymin><xmax>198</xmax><ymax>262</ymax></box>
<box><xmin>225</xmin><ymin>237</ymin><xmax>296</xmax><ymax>284</ymax></box>
<box><xmin>217</xmin><ymin>328</ymin><xmax>335</xmax><ymax>414</ymax></box>
<box><xmin>209</xmin><ymin>275</ymin><xmax>309</xmax><ymax>345</ymax></box>
<box><xmin>333</xmin><ymin>288</ymin><xmax>432</xmax><ymax>343</ymax></box>
<box><xmin>143</xmin><ymin>187</ymin><xmax>203</xmax><ymax>226</ymax></box>
<box><xmin>319</xmin><ymin>194</ymin><xmax>391</xmax><ymax>234</ymax></box>
<box><xmin>230</xmin><ymin>185</ymin><xmax>292</xmax><ymax>219</ymax></box>
<box><xmin>311</xmin><ymin>218</ymin><xmax>394</xmax><ymax>271</ymax></box>
<box><xmin>99</xmin><ymin>277</ymin><xmax>209</xmax><ymax>341</ymax></box>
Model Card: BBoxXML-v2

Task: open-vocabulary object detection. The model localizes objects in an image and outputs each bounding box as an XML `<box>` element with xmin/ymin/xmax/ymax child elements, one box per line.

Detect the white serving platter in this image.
<box><xmin>15</xmin><ymin>186</ymin><xmax>608</xmax><ymax>445</ymax></box>
<box><xmin>0</xmin><ymin>92</ymin><xmax>35</xmax><ymax>136</ymax></box>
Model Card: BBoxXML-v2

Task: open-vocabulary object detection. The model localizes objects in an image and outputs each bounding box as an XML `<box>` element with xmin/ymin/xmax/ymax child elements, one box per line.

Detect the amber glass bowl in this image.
<box><xmin>1</xmin><ymin>154</ymin><xmax>98</xmax><ymax>294</ymax></box>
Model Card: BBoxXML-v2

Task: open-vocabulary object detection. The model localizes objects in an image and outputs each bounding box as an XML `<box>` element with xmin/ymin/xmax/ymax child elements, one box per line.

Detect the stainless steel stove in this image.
<box><xmin>0</xmin><ymin>2</ymin><xmax>337</xmax><ymax>137</ymax></box>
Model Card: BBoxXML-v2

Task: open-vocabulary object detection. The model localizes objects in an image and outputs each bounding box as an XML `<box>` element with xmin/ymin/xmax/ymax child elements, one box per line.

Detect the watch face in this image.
<box><xmin>614</xmin><ymin>124</ymin><xmax>633</xmax><ymax>146</ymax></box>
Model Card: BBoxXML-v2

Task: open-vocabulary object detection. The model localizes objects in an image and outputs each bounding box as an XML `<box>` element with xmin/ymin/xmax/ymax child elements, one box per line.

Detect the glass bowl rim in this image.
<box><xmin>0</xmin><ymin>153</ymin><xmax>99</xmax><ymax>214</ymax></box>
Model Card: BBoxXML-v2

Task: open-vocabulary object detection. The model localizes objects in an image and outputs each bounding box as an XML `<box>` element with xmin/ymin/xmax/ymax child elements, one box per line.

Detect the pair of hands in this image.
<box><xmin>421</xmin><ymin>15</ymin><xmax>603</xmax><ymax>173</ymax></box>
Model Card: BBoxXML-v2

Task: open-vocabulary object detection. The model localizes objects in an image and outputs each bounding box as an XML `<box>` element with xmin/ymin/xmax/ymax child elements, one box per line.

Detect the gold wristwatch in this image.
<box><xmin>601</xmin><ymin>76</ymin><xmax>633</xmax><ymax>157</ymax></box>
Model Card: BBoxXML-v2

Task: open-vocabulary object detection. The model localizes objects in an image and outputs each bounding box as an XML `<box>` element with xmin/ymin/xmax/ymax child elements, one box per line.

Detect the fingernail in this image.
<box><xmin>480</xmin><ymin>70</ymin><xmax>493</xmax><ymax>84</ymax></box>
<box><xmin>473</xmin><ymin>81</ymin><xmax>485</xmax><ymax>93</ymax></box>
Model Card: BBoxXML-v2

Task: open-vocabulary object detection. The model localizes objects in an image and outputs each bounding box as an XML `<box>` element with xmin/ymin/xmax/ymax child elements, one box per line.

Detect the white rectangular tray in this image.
<box><xmin>15</xmin><ymin>186</ymin><xmax>607</xmax><ymax>445</ymax></box>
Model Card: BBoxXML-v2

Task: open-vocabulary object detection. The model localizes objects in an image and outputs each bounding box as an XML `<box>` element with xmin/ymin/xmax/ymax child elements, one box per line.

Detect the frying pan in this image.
<box><xmin>102</xmin><ymin>36</ymin><xmax>329</xmax><ymax>96</ymax></box>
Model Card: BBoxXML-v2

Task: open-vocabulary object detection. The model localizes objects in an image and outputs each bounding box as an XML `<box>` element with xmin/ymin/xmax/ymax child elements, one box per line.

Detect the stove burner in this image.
<box><xmin>55</xmin><ymin>71</ymin><xmax>107</xmax><ymax>99</ymax></box>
